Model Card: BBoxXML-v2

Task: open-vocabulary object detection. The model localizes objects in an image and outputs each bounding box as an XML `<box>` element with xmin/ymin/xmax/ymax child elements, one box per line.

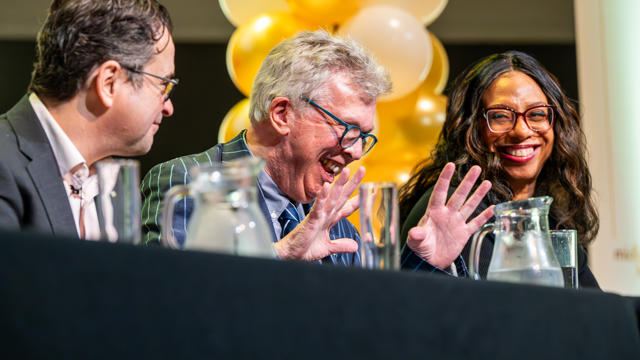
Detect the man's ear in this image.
<box><xmin>269</xmin><ymin>97</ymin><xmax>294</xmax><ymax>136</ymax></box>
<box><xmin>93</xmin><ymin>60</ymin><xmax>123</xmax><ymax>108</ymax></box>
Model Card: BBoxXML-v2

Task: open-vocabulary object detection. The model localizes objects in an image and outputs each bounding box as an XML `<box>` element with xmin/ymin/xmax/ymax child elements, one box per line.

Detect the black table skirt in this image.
<box><xmin>1</xmin><ymin>229</ymin><xmax>639</xmax><ymax>359</ymax></box>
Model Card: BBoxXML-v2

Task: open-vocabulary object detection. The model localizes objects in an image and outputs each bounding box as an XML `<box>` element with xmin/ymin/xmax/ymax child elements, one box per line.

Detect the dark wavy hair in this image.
<box><xmin>398</xmin><ymin>51</ymin><xmax>598</xmax><ymax>246</ymax></box>
<box><xmin>29</xmin><ymin>0</ymin><xmax>173</xmax><ymax>102</ymax></box>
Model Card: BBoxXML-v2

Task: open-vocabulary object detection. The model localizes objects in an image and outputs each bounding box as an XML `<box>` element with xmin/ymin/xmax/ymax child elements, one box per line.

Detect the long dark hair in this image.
<box><xmin>398</xmin><ymin>51</ymin><xmax>598</xmax><ymax>246</ymax></box>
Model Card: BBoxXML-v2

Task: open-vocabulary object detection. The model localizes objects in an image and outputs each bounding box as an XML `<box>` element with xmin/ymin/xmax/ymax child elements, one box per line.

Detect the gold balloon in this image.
<box><xmin>226</xmin><ymin>12</ymin><xmax>314</xmax><ymax>96</ymax></box>
<box><xmin>373</xmin><ymin>95</ymin><xmax>443</xmax><ymax>157</ymax></box>
<box><xmin>219</xmin><ymin>0</ymin><xmax>290</xmax><ymax>27</ymax></box>
<box><xmin>366</xmin><ymin>128</ymin><xmax>434</xmax><ymax>177</ymax></box>
<box><xmin>345</xmin><ymin>152</ymin><xmax>416</xmax><ymax>232</ymax></box>
<box><xmin>397</xmin><ymin>93</ymin><xmax>447</xmax><ymax>146</ymax></box>
<box><xmin>362</xmin><ymin>155</ymin><xmax>417</xmax><ymax>184</ymax></box>
<box><xmin>358</xmin><ymin>93</ymin><xmax>446</xmax><ymax>189</ymax></box>
<box><xmin>344</xmin><ymin>115</ymin><xmax>434</xmax><ymax>231</ymax></box>
<box><xmin>287</xmin><ymin>0</ymin><xmax>364</xmax><ymax>26</ymax></box>
<box><xmin>422</xmin><ymin>32</ymin><xmax>449</xmax><ymax>95</ymax></box>
<box><xmin>346</xmin><ymin>210</ymin><xmax>360</xmax><ymax>232</ymax></box>
<box><xmin>375</xmin><ymin>90</ymin><xmax>419</xmax><ymax>126</ymax></box>
<box><xmin>218</xmin><ymin>98</ymin><xmax>251</xmax><ymax>143</ymax></box>
<box><xmin>345</xmin><ymin>145</ymin><xmax>426</xmax><ymax>230</ymax></box>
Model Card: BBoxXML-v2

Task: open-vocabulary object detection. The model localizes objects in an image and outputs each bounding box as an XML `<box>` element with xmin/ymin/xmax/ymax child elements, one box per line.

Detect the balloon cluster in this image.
<box><xmin>218</xmin><ymin>0</ymin><xmax>450</xmax><ymax>187</ymax></box>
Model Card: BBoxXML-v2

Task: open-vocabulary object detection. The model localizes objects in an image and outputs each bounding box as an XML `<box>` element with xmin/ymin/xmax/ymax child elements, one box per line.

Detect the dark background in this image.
<box><xmin>0</xmin><ymin>41</ymin><xmax>578</xmax><ymax>175</ymax></box>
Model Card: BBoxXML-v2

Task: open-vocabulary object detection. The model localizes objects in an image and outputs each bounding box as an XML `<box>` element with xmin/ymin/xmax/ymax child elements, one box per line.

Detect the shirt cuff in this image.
<box><xmin>401</xmin><ymin>244</ymin><xmax>468</xmax><ymax>277</ymax></box>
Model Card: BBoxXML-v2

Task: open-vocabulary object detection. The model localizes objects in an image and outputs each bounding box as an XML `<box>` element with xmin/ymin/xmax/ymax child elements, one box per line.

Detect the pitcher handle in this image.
<box><xmin>161</xmin><ymin>185</ymin><xmax>191</xmax><ymax>249</ymax></box>
<box><xmin>468</xmin><ymin>223</ymin><xmax>494</xmax><ymax>280</ymax></box>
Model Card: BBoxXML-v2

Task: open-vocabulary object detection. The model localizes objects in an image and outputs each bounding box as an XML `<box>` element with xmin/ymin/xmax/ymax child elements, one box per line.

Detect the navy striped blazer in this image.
<box><xmin>140</xmin><ymin>131</ymin><xmax>361</xmax><ymax>266</ymax></box>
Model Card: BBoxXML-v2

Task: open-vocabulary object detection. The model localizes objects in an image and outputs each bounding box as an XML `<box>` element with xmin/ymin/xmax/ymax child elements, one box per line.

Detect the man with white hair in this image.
<box><xmin>141</xmin><ymin>30</ymin><xmax>493</xmax><ymax>266</ymax></box>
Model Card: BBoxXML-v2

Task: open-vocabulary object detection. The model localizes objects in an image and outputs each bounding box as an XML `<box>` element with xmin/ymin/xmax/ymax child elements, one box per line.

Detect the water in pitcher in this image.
<box><xmin>161</xmin><ymin>158</ymin><xmax>276</xmax><ymax>258</ymax></box>
<box><xmin>470</xmin><ymin>196</ymin><xmax>565</xmax><ymax>287</ymax></box>
<box><xmin>185</xmin><ymin>201</ymin><xmax>275</xmax><ymax>257</ymax></box>
<box><xmin>488</xmin><ymin>267</ymin><xmax>564</xmax><ymax>287</ymax></box>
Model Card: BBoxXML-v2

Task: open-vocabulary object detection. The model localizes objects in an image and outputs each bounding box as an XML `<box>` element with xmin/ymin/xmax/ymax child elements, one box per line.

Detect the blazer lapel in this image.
<box><xmin>219</xmin><ymin>131</ymin><xmax>252</xmax><ymax>162</ymax></box>
<box><xmin>7</xmin><ymin>96</ymin><xmax>77</xmax><ymax>237</ymax></box>
<box><xmin>220</xmin><ymin>131</ymin><xmax>277</xmax><ymax>243</ymax></box>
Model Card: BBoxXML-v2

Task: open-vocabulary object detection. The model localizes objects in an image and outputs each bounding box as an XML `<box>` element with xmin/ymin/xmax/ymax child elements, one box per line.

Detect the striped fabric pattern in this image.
<box><xmin>140</xmin><ymin>131</ymin><xmax>361</xmax><ymax>267</ymax></box>
<box><xmin>278</xmin><ymin>202</ymin><xmax>301</xmax><ymax>238</ymax></box>
<box><xmin>141</xmin><ymin>133</ymin><xmax>249</xmax><ymax>246</ymax></box>
<box><xmin>401</xmin><ymin>245</ymin><xmax>469</xmax><ymax>276</ymax></box>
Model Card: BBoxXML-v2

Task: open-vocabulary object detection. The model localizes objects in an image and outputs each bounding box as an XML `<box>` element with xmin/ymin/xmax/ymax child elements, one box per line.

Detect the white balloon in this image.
<box><xmin>219</xmin><ymin>0</ymin><xmax>290</xmax><ymax>27</ymax></box>
<box><xmin>339</xmin><ymin>6</ymin><xmax>432</xmax><ymax>101</ymax></box>
<box><xmin>364</xmin><ymin>0</ymin><xmax>448</xmax><ymax>26</ymax></box>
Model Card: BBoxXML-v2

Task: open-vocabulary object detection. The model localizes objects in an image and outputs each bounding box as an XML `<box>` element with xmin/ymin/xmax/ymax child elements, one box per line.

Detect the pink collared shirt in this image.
<box><xmin>29</xmin><ymin>93</ymin><xmax>101</xmax><ymax>240</ymax></box>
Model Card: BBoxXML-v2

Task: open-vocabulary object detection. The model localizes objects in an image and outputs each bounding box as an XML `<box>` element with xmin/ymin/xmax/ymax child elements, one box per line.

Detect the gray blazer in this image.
<box><xmin>0</xmin><ymin>95</ymin><xmax>77</xmax><ymax>237</ymax></box>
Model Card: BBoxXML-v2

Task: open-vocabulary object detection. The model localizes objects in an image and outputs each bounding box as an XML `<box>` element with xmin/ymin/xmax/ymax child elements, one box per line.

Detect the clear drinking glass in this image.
<box><xmin>359</xmin><ymin>182</ymin><xmax>399</xmax><ymax>270</ymax></box>
<box><xmin>95</xmin><ymin>159</ymin><xmax>141</xmax><ymax>244</ymax></box>
<box><xmin>550</xmin><ymin>230</ymin><xmax>579</xmax><ymax>288</ymax></box>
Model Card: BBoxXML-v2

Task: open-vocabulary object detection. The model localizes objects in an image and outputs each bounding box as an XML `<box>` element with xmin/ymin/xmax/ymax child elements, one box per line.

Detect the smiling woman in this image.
<box><xmin>480</xmin><ymin>70</ymin><xmax>555</xmax><ymax>200</ymax></box>
<box><xmin>398</xmin><ymin>50</ymin><xmax>600</xmax><ymax>288</ymax></box>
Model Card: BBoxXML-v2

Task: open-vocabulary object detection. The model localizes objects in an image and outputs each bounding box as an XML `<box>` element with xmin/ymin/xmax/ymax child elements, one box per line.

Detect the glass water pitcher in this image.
<box><xmin>469</xmin><ymin>196</ymin><xmax>564</xmax><ymax>287</ymax></box>
<box><xmin>161</xmin><ymin>157</ymin><xmax>276</xmax><ymax>258</ymax></box>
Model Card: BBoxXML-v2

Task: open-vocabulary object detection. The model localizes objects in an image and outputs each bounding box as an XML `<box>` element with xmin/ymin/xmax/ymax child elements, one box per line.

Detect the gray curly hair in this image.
<box><xmin>249</xmin><ymin>30</ymin><xmax>391</xmax><ymax>124</ymax></box>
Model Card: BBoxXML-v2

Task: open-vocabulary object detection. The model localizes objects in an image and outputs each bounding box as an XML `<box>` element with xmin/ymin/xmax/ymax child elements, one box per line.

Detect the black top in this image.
<box><xmin>401</xmin><ymin>185</ymin><xmax>600</xmax><ymax>289</ymax></box>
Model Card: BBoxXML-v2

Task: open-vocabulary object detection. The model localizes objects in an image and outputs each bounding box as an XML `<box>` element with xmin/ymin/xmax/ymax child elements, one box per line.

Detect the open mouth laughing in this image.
<box><xmin>320</xmin><ymin>156</ymin><xmax>344</xmax><ymax>180</ymax></box>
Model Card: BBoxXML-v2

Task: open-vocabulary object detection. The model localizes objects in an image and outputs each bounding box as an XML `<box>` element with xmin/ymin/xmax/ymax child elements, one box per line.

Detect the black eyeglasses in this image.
<box><xmin>123</xmin><ymin>66</ymin><xmax>179</xmax><ymax>102</ymax></box>
<box><xmin>302</xmin><ymin>97</ymin><xmax>377</xmax><ymax>155</ymax></box>
<box><xmin>483</xmin><ymin>105</ymin><xmax>554</xmax><ymax>133</ymax></box>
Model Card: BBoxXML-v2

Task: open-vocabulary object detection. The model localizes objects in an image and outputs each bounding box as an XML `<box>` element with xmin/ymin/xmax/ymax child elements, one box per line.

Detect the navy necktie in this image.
<box><xmin>278</xmin><ymin>202</ymin><xmax>301</xmax><ymax>239</ymax></box>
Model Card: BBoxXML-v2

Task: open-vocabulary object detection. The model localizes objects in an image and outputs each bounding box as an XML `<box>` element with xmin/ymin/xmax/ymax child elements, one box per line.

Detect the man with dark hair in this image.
<box><xmin>0</xmin><ymin>0</ymin><xmax>176</xmax><ymax>239</ymax></box>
